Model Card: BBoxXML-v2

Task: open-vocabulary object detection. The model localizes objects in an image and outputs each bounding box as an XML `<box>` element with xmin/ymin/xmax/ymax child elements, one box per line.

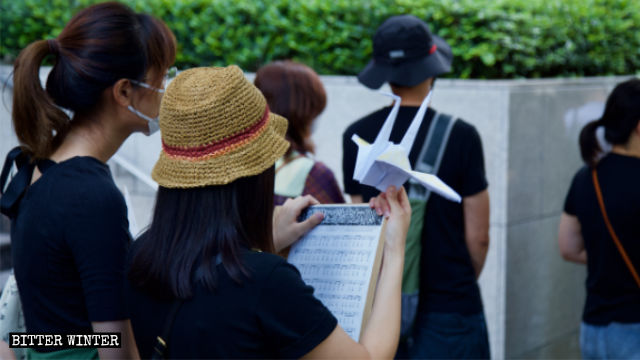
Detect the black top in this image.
<box><xmin>125</xmin><ymin>246</ymin><xmax>338</xmax><ymax>359</ymax></box>
<box><xmin>564</xmin><ymin>153</ymin><xmax>640</xmax><ymax>325</ymax></box>
<box><xmin>342</xmin><ymin>106</ymin><xmax>488</xmax><ymax>315</ymax></box>
<box><xmin>10</xmin><ymin>157</ymin><xmax>130</xmax><ymax>340</ymax></box>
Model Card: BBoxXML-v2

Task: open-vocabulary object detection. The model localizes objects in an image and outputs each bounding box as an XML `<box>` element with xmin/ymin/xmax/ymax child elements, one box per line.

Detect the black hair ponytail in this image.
<box><xmin>579</xmin><ymin>79</ymin><xmax>640</xmax><ymax>167</ymax></box>
<box><xmin>579</xmin><ymin>119</ymin><xmax>602</xmax><ymax>167</ymax></box>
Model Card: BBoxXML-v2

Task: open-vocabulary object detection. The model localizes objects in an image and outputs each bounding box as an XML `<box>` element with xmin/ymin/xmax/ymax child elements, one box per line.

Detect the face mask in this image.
<box><xmin>128</xmin><ymin>80</ymin><xmax>164</xmax><ymax>136</ymax></box>
<box><xmin>128</xmin><ymin>105</ymin><xmax>160</xmax><ymax>136</ymax></box>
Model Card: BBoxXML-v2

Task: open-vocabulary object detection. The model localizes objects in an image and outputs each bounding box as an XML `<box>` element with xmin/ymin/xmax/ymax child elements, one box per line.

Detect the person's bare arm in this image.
<box><xmin>464</xmin><ymin>189</ymin><xmax>490</xmax><ymax>278</ymax></box>
<box><xmin>92</xmin><ymin>320</ymin><xmax>139</xmax><ymax>359</ymax></box>
<box><xmin>558</xmin><ymin>212</ymin><xmax>587</xmax><ymax>264</ymax></box>
<box><xmin>0</xmin><ymin>340</ymin><xmax>16</xmax><ymax>360</ymax></box>
<box><xmin>302</xmin><ymin>186</ymin><xmax>411</xmax><ymax>359</ymax></box>
<box><xmin>349</xmin><ymin>194</ymin><xmax>364</xmax><ymax>204</ymax></box>
<box><xmin>358</xmin><ymin>188</ymin><xmax>407</xmax><ymax>357</ymax></box>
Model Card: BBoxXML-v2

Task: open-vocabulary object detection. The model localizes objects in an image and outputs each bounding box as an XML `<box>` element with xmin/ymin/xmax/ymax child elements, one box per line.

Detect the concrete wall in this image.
<box><xmin>1</xmin><ymin>65</ymin><xmax>632</xmax><ymax>357</ymax></box>
<box><xmin>502</xmin><ymin>79</ymin><xmax>616</xmax><ymax>358</ymax></box>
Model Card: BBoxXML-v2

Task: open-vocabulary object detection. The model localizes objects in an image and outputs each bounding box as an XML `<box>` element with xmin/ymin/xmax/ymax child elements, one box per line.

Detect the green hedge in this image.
<box><xmin>1</xmin><ymin>0</ymin><xmax>639</xmax><ymax>79</ymax></box>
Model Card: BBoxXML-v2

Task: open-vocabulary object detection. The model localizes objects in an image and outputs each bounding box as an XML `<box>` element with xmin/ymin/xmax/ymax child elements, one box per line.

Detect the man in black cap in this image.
<box><xmin>342</xmin><ymin>15</ymin><xmax>491</xmax><ymax>359</ymax></box>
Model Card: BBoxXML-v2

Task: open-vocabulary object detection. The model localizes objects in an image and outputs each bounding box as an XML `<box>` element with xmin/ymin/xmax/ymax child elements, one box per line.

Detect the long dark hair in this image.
<box><xmin>128</xmin><ymin>167</ymin><xmax>275</xmax><ymax>300</ymax></box>
<box><xmin>580</xmin><ymin>79</ymin><xmax>640</xmax><ymax>166</ymax></box>
<box><xmin>254</xmin><ymin>60</ymin><xmax>326</xmax><ymax>156</ymax></box>
<box><xmin>11</xmin><ymin>2</ymin><xmax>176</xmax><ymax>159</ymax></box>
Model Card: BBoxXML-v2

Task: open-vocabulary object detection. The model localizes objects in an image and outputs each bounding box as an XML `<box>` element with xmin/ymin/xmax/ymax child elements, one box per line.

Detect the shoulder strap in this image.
<box><xmin>1</xmin><ymin>147</ymin><xmax>35</xmax><ymax>219</ymax></box>
<box><xmin>275</xmin><ymin>151</ymin><xmax>306</xmax><ymax>173</ymax></box>
<box><xmin>407</xmin><ymin>112</ymin><xmax>457</xmax><ymax>202</ymax></box>
<box><xmin>591</xmin><ymin>168</ymin><xmax>640</xmax><ymax>288</ymax></box>
<box><xmin>274</xmin><ymin>154</ymin><xmax>315</xmax><ymax>198</ymax></box>
<box><xmin>1</xmin><ymin>148</ymin><xmax>58</xmax><ymax>219</ymax></box>
<box><xmin>151</xmin><ymin>254</ymin><xmax>223</xmax><ymax>359</ymax></box>
<box><xmin>151</xmin><ymin>301</ymin><xmax>184</xmax><ymax>360</ymax></box>
<box><xmin>1</xmin><ymin>147</ymin><xmax>25</xmax><ymax>194</ymax></box>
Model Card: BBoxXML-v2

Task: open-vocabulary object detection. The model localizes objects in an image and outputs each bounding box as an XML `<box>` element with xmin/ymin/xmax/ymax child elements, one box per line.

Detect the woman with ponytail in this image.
<box><xmin>558</xmin><ymin>79</ymin><xmax>640</xmax><ymax>358</ymax></box>
<box><xmin>0</xmin><ymin>2</ymin><xmax>176</xmax><ymax>358</ymax></box>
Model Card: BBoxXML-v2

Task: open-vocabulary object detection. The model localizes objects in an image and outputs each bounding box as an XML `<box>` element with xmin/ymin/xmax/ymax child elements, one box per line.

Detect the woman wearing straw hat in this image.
<box><xmin>125</xmin><ymin>65</ymin><xmax>411</xmax><ymax>359</ymax></box>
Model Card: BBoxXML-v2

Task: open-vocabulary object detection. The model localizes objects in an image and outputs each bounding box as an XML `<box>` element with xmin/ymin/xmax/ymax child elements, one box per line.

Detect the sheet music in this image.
<box><xmin>288</xmin><ymin>205</ymin><xmax>384</xmax><ymax>341</ymax></box>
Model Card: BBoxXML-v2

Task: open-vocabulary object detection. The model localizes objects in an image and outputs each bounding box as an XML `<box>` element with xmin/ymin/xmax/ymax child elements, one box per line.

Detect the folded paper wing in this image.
<box><xmin>351</xmin><ymin>91</ymin><xmax>462</xmax><ymax>203</ymax></box>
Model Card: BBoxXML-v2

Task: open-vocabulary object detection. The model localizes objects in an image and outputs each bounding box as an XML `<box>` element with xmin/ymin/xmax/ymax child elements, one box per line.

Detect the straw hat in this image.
<box><xmin>152</xmin><ymin>66</ymin><xmax>289</xmax><ymax>188</ymax></box>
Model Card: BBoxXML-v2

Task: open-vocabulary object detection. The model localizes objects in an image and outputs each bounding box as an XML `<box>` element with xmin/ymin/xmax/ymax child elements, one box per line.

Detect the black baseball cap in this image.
<box><xmin>358</xmin><ymin>15</ymin><xmax>453</xmax><ymax>89</ymax></box>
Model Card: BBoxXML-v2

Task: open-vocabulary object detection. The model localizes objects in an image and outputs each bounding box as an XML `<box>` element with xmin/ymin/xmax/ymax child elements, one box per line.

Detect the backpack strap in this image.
<box><xmin>1</xmin><ymin>148</ymin><xmax>20</xmax><ymax>190</ymax></box>
<box><xmin>592</xmin><ymin>168</ymin><xmax>640</xmax><ymax>288</ymax></box>
<box><xmin>274</xmin><ymin>152</ymin><xmax>315</xmax><ymax>198</ymax></box>
<box><xmin>151</xmin><ymin>301</ymin><xmax>184</xmax><ymax>360</ymax></box>
<box><xmin>1</xmin><ymin>147</ymin><xmax>57</xmax><ymax>219</ymax></box>
<box><xmin>407</xmin><ymin>112</ymin><xmax>457</xmax><ymax>202</ymax></box>
<box><xmin>1</xmin><ymin>147</ymin><xmax>34</xmax><ymax>219</ymax></box>
<box><xmin>275</xmin><ymin>151</ymin><xmax>306</xmax><ymax>173</ymax></box>
<box><xmin>400</xmin><ymin>111</ymin><xmax>457</xmax><ymax>341</ymax></box>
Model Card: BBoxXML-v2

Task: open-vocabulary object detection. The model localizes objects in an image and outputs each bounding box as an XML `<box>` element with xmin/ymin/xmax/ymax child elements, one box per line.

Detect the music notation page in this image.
<box><xmin>288</xmin><ymin>205</ymin><xmax>385</xmax><ymax>341</ymax></box>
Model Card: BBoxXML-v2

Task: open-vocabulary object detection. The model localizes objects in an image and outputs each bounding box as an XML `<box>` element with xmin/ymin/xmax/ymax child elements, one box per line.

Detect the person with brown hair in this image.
<box><xmin>255</xmin><ymin>60</ymin><xmax>345</xmax><ymax>205</ymax></box>
<box><xmin>125</xmin><ymin>66</ymin><xmax>411</xmax><ymax>359</ymax></box>
<box><xmin>558</xmin><ymin>78</ymin><xmax>640</xmax><ymax>358</ymax></box>
<box><xmin>0</xmin><ymin>2</ymin><xmax>176</xmax><ymax>358</ymax></box>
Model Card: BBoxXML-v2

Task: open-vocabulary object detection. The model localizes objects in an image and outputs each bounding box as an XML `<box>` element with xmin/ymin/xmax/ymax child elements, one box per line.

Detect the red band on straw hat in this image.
<box><xmin>162</xmin><ymin>105</ymin><xmax>270</xmax><ymax>158</ymax></box>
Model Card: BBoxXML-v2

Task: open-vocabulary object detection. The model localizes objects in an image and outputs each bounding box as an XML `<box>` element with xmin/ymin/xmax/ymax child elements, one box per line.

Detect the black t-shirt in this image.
<box><xmin>10</xmin><ymin>157</ymin><xmax>130</xmax><ymax>338</ymax></box>
<box><xmin>342</xmin><ymin>106</ymin><xmax>488</xmax><ymax>315</ymax></box>
<box><xmin>564</xmin><ymin>153</ymin><xmax>640</xmax><ymax>325</ymax></box>
<box><xmin>125</xmin><ymin>245</ymin><xmax>338</xmax><ymax>359</ymax></box>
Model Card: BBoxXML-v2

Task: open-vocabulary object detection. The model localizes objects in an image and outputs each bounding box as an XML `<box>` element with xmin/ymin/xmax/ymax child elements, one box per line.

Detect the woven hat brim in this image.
<box><xmin>358</xmin><ymin>35</ymin><xmax>453</xmax><ymax>89</ymax></box>
<box><xmin>151</xmin><ymin>112</ymin><xmax>289</xmax><ymax>188</ymax></box>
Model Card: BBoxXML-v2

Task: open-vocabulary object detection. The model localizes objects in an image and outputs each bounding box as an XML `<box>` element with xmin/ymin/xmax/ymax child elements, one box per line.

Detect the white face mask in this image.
<box><xmin>127</xmin><ymin>105</ymin><xmax>160</xmax><ymax>136</ymax></box>
<box><xmin>129</xmin><ymin>80</ymin><xmax>164</xmax><ymax>136</ymax></box>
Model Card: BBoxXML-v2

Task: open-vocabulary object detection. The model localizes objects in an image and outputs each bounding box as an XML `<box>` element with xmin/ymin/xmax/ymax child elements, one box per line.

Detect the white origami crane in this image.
<box><xmin>351</xmin><ymin>91</ymin><xmax>462</xmax><ymax>203</ymax></box>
